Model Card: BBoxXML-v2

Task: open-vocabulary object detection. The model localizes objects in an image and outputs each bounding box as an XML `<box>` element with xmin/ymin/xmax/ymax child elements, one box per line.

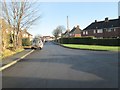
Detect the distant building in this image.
<box><xmin>81</xmin><ymin>17</ymin><xmax>120</xmax><ymax>38</ymax></box>
<box><xmin>69</xmin><ymin>25</ymin><xmax>81</xmax><ymax>37</ymax></box>
<box><xmin>43</xmin><ymin>36</ymin><xmax>55</xmax><ymax>41</ymax></box>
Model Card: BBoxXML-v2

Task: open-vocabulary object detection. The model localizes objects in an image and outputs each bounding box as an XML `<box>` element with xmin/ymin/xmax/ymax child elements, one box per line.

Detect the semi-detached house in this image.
<box><xmin>81</xmin><ymin>17</ymin><xmax>120</xmax><ymax>38</ymax></box>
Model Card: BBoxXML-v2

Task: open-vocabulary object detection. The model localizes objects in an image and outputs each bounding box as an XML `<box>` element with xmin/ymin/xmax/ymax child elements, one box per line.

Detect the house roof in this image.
<box><xmin>83</xmin><ymin>17</ymin><xmax>120</xmax><ymax>30</ymax></box>
<box><xmin>69</xmin><ymin>25</ymin><xmax>81</xmax><ymax>34</ymax></box>
<box><xmin>22</xmin><ymin>29</ymin><xmax>33</xmax><ymax>36</ymax></box>
<box><xmin>62</xmin><ymin>30</ymin><xmax>70</xmax><ymax>35</ymax></box>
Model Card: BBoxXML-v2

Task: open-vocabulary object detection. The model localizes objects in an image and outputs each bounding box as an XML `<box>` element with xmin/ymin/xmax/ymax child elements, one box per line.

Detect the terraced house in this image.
<box><xmin>81</xmin><ymin>17</ymin><xmax>120</xmax><ymax>38</ymax></box>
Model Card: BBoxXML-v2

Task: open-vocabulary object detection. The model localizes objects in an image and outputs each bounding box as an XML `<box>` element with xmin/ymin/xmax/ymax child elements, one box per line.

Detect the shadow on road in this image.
<box><xmin>2</xmin><ymin>75</ymin><xmax>117</xmax><ymax>88</ymax></box>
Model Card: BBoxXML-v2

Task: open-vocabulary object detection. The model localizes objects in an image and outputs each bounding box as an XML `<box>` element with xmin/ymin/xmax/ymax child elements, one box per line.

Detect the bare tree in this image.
<box><xmin>2</xmin><ymin>0</ymin><xmax>41</xmax><ymax>49</ymax></box>
<box><xmin>52</xmin><ymin>25</ymin><xmax>66</xmax><ymax>40</ymax></box>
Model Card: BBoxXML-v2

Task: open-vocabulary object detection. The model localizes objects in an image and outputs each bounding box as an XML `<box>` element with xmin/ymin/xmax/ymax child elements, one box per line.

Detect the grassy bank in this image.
<box><xmin>0</xmin><ymin>48</ymin><xmax>24</xmax><ymax>59</ymax></box>
<box><xmin>62</xmin><ymin>44</ymin><xmax>120</xmax><ymax>51</ymax></box>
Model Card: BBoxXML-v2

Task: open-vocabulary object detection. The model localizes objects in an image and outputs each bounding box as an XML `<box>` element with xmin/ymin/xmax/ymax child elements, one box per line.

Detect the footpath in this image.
<box><xmin>0</xmin><ymin>49</ymin><xmax>34</xmax><ymax>71</ymax></box>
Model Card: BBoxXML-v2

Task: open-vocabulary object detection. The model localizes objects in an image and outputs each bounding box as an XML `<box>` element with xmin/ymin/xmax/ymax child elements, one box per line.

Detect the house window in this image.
<box><xmin>97</xmin><ymin>29</ymin><xmax>103</xmax><ymax>33</ymax></box>
<box><xmin>111</xmin><ymin>28</ymin><xmax>116</xmax><ymax>32</ymax></box>
<box><xmin>26</xmin><ymin>34</ymin><xmax>28</xmax><ymax>37</ymax></box>
<box><xmin>86</xmin><ymin>31</ymin><xmax>88</xmax><ymax>35</ymax></box>
<box><xmin>6</xmin><ymin>29</ymin><xmax>9</xmax><ymax>33</ymax></box>
<box><xmin>107</xmin><ymin>29</ymin><xmax>112</xmax><ymax>32</ymax></box>
<box><xmin>93</xmin><ymin>30</ymin><xmax>96</xmax><ymax>33</ymax></box>
<box><xmin>23</xmin><ymin>34</ymin><xmax>26</xmax><ymax>37</ymax></box>
<box><xmin>113</xmin><ymin>29</ymin><xmax>116</xmax><ymax>32</ymax></box>
<box><xmin>83</xmin><ymin>31</ymin><xmax>85</xmax><ymax>35</ymax></box>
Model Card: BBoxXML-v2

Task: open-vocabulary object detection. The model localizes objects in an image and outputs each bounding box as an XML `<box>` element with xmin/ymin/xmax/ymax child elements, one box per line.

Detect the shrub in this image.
<box><xmin>22</xmin><ymin>38</ymin><xmax>31</xmax><ymax>46</ymax></box>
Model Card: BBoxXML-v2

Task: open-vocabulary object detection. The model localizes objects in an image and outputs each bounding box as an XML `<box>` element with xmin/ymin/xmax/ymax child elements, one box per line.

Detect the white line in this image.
<box><xmin>0</xmin><ymin>49</ymin><xmax>34</xmax><ymax>71</ymax></box>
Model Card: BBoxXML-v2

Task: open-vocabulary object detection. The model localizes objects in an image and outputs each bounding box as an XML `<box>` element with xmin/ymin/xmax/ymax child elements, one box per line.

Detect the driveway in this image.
<box><xmin>2</xmin><ymin>41</ymin><xmax>118</xmax><ymax>88</ymax></box>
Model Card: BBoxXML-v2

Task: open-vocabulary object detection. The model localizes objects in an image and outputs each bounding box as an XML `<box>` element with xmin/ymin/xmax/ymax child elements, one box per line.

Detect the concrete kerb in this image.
<box><xmin>0</xmin><ymin>49</ymin><xmax>34</xmax><ymax>71</ymax></box>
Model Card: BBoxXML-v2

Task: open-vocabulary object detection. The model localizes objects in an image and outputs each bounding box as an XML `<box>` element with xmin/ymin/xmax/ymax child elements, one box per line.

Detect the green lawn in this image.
<box><xmin>62</xmin><ymin>44</ymin><xmax>120</xmax><ymax>51</ymax></box>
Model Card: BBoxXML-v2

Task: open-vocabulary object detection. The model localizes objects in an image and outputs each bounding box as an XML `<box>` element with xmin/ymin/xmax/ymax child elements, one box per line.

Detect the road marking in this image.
<box><xmin>0</xmin><ymin>49</ymin><xmax>34</xmax><ymax>71</ymax></box>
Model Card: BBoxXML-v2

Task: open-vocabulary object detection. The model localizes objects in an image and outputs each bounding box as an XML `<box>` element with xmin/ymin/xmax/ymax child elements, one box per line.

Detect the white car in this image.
<box><xmin>31</xmin><ymin>38</ymin><xmax>43</xmax><ymax>50</ymax></box>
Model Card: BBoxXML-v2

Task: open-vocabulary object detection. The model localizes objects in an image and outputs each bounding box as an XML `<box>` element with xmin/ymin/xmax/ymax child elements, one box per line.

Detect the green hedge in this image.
<box><xmin>22</xmin><ymin>38</ymin><xmax>31</xmax><ymax>46</ymax></box>
<box><xmin>59</xmin><ymin>37</ymin><xmax>120</xmax><ymax>46</ymax></box>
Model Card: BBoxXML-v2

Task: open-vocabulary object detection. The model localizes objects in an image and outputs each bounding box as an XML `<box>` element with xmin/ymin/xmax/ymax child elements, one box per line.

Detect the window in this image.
<box><xmin>83</xmin><ymin>31</ymin><xmax>85</xmax><ymax>35</ymax></box>
<box><xmin>6</xmin><ymin>29</ymin><xmax>8</xmax><ymax>33</ymax></box>
<box><xmin>111</xmin><ymin>28</ymin><xmax>116</xmax><ymax>32</ymax></box>
<box><xmin>86</xmin><ymin>31</ymin><xmax>88</xmax><ymax>35</ymax></box>
<box><xmin>107</xmin><ymin>29</ymin><xmax>112</xmax><ymax>32</ymax></box>
<box><xmin>97</xmin><ymin>29</ymin><xmax>103</xmax><ymax>33</ymax></box>
<box><xmin>93</xmin><ymin>30</ymin><xmax>96</xmax><ymax>33</ymax></box>
<box><xmin>113</xmin><ymin>29</ymin><xmax>116</xmax><ymax>32</ymax></box>
<box><xmin>23</xmin><ymin>34</ymin><xmax>25</xmax><ymax>37</ymax></box>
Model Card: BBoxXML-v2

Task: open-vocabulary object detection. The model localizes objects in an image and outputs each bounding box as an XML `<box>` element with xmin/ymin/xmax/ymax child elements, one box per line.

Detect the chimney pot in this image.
<box><xmin>77</xmin><ymin>25</ymin><xmax>79</xmax><ymax>27</ymax></box>
<box><xmin>95</xmin><ymin>20</ymin><xmax>97</xmax><ymax>22</ymax></box>
<box><xmin>105</xmin><ymin>17</ymin><xmax>109</xmax><ymax>22</ymax></box>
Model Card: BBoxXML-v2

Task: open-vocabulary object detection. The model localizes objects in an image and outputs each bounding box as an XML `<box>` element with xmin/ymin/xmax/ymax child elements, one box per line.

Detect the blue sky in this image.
<box><xmin>29</xmin><ymin>2</ymin><xmax>118</xmax><ymax>37</ymax></box>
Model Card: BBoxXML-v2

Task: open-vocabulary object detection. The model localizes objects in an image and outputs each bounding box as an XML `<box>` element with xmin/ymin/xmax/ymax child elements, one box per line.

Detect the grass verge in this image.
<box><xmin>62</xmin><ymin>44</ymin><xmax>120</xmax><ymax>51</ymax></box>
<box><xmin>0</xmin><ymin>48</ymin><xmax>24</xmax><ymax>59</ymax></box>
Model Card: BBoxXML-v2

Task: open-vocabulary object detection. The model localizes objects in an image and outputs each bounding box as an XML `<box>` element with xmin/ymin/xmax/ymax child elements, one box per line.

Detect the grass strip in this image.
<box><xmin>62</xmin><ymin>44</ymin><xmax>120</xmax><ymax>51</ymax></box>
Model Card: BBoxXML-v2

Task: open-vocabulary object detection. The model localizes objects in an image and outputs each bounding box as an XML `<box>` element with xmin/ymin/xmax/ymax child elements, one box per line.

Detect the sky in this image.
<box><xmin>28</xmin><ymin>2</ymin><xmax>119</xmax><ymax>37</ymax></box>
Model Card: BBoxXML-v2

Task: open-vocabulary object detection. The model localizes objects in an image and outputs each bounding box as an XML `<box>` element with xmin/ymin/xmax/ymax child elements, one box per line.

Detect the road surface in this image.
<box><xmin>2</xmin><ymin>41</ymin><xmax>118</xmax><ymax>88</ymax></box>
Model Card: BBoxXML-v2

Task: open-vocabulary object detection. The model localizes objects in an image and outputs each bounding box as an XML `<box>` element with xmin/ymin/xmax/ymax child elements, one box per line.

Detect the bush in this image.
<box><xmin>59</xmin><ymin>37</ymin><xmax>120</xmax><ymax>46</ymax></box>
<box><xmin>22</xmin><ymin>38</ymin><xmax>31</xmax><ymax>46</ymax></box>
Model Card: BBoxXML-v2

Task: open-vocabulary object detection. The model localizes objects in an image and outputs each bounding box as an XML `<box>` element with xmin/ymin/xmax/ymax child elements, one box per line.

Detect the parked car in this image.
<box><xmin>31</xmin><ymin>38</ymin><xmax>43</xmax><ymax>50</ymax></box>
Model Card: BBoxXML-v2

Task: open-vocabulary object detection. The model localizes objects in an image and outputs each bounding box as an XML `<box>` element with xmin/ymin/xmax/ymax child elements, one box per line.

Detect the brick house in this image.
<box><xmin>63</xmin><ymin>25</ymin><xmax>81</xmax><ymax>38</ymax></box>
<box><xmin>43</xmin><ymin>36</ymin><xmax>55</xmax><ymax>41</ymax></box>
<box><xmin>1</xmin><ymin>18</ymin><xmax>33</xmax><ymax>49</ymax></box>
<box><xmin>81</xmin><ymin>17</ymin><xmax>120</xmax><ymax>38</ymax></box>
<box><xmin>69</xmin><ymin>25</ymin><xmax>81</xmax><ymax>37</ymax></box>
<box><xmin>21</xmin><ymin>29</ymin><xmax>33</xmax><ymax>41</ymax></box>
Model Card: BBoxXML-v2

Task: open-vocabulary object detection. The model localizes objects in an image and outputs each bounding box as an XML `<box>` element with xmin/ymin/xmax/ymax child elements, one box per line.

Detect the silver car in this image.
<box><xmin>31</xmin><ymin>38</ymin><xmax>43</xmax><ymax>50</ymax></box>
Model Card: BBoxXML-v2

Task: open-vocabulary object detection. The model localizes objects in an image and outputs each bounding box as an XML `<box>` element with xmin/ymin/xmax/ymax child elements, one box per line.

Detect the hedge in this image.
<box><xmin>22</xmin><ymin>38</ymin><xmax>31</xmax><ymax>46</ymax></box>
<box><xmin>59</xmin><ymin>37</ymin><xmax>120</xmax><ymax>46</ymax></box>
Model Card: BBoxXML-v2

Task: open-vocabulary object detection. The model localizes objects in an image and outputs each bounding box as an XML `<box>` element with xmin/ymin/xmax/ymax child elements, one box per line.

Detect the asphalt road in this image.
<box><xmin>2</xmin><ymin>41</ymin><xmax>118</xmax><ymax>88</ymax></box>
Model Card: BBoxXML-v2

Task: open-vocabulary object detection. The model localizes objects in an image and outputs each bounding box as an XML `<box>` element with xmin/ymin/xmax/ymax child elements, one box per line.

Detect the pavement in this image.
<box><xmin>2</xmin><ymin>49</ymin><xmax>33</xmax><ymax>67</ymax></box>
<box><xmin>1</xmin><ymin>49</ymin><xmax>34</xmax><ymax>72</ymax></box>
<box><xmin>2</xmin><ymin>41</ymin><xmax>119</xmax><ymax>88</ymax></box>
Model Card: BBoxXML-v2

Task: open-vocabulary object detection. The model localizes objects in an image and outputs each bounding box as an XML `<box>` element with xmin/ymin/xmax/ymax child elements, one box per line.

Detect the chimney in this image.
<box><xmin>77</xmin><ymin>25</ymin><xmax>79</xmax><ymax>28</ymax></box>
<box><xmin>105</xmin><ymin>17</ymin><xmax>109</xmax><ymax>22</ymax></box>
<box><xmin>76</xmin><ymin>25</ymin><xmax>80</xmax><ymax>30</ymax></box>
<box><xmin>95</xmin><ymin>20</ymin><xmax>97</xmax><ymax>23</ymax></box>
